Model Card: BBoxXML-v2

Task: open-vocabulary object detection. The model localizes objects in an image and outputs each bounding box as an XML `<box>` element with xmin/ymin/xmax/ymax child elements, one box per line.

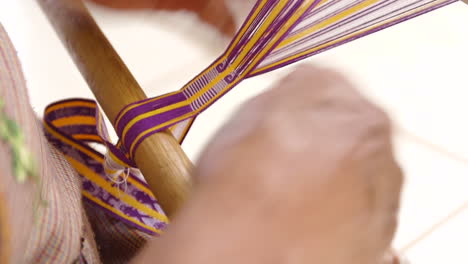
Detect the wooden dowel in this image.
<box><xmin>36</xmin><ymin>0</ymin><xmax>193</xmax><ymax>216</ymax></box>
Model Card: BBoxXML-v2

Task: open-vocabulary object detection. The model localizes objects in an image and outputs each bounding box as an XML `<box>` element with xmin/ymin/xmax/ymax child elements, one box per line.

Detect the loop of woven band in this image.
<box><xmin>43</xmin><ymin>99</ymin><xmax>168</xmax><ymax>235</ymax></box>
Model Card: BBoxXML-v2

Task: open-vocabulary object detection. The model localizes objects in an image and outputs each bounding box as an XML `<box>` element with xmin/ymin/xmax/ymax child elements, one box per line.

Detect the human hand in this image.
<box><xmin>88</xmin><ymin>0</ymin><xmax>243</xmax><ymax>35</ymax></box>
<box><xmin>133</xmin><ymin>65</ymin><xmax>403</xmax><ymax>264</ymax></box>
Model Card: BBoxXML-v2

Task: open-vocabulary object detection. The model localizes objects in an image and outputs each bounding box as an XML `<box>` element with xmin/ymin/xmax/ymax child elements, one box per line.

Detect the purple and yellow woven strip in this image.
<box><xmin>44</xmin><ymin>99</ymin><xmax>168</xmax><ymax>235</ymax></box>
<box><xmin>44</xmin><ymin>0</ymin><xmax>458</xmax><ymax>234</ymax></box>
<box><xmin>112</xmin><ymin>0</ymin><xmax>457</xmax><ymax>166</ymax></box>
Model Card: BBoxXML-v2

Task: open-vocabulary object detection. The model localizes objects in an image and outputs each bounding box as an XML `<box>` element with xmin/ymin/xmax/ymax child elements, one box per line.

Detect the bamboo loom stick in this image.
<box><xmin>36</xmin><ymin>0</ymin><xmax>193</xmax><ymax>217</ymax></box>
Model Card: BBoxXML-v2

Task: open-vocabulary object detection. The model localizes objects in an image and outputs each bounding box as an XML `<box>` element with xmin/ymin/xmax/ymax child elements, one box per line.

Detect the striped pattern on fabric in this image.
<box><xmin>112</xmin><ymin>0</ymin><xmax>458</xmax><ymax>166</ymax></box>
<box><xmin>44</xmin><ymin>0</ymin><xmax>458</xmax><ymax>240</ymax></box>
<box><xmin>43</xmin><ymin>99</ymin><xmax>168</xmax><ymax>235</ymax></box>
<box><xmin>83</xmin><ymin>202</ymin><xmax>152</xmax><ymax>264</ymax></box>
<box><xmin>252</xmin><ymin>0</ymin><xmax>457</xmax><ymax>75</ymax></box>
<box><xmin>25</xmin><ymin>143</ymin><xmax>88</xmax><ymax>264</ymax></box>
<box><xmin>0</xmin><ymin>24</ymin><xmax>101</xmax><ymax>264</ymax></box>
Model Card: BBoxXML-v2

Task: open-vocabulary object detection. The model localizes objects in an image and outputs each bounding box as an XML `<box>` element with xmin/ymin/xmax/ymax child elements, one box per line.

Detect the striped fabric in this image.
<box><xmin>44</xmin><ymin>99</ymin><xmax>168</xmax><ymax>235</ymax></box>
<box><xmin>24</xmin><ymin>144</ymin><xmax>93</xmax><ymax>264</ymax></box>
<box><xmin>1</xmin><ymin>23</ymin><xmax>153</xmax><ymax>263</ymax></box>
<box><xmin>83</xmin><ymin>203</ymin><xmax>152</xmax><ymax>264</ymax></box>
<box><xmin>0</xmin><ymin>24</ymin><xmax>101</xmax><ymax>263</ymax></box>
<box><xmin>44</xmin><ymin>0</ymin><xmax>460</xmax><ymax>236</ymax></box>
<box><xmin>114</xmin><ymin>0</ymin><xmax>458</xmax><ymax>166</ymax></box>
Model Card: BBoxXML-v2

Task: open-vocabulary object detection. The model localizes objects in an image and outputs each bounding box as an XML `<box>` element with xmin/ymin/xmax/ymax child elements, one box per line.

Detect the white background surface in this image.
<box><xmin>1</xmin><ymin>1</ymin><xmax>468</xmax><ymax>262</ymax></box>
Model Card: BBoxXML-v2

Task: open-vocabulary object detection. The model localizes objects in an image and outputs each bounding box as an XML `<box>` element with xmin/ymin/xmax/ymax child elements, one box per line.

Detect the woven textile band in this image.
<box><xmin>44</xmin><ymin>99</ymin><xmax>168</xmax><ymax>235</ymax></box>
<box><xmin>44</xmin><ymin>0</ymin><xmax>458</xmax><ymax>234</ymax></box>
<box><xmin>113</xmin><ymin>0</ymin><xmax>457</xmax><ymax>167</ymax></box>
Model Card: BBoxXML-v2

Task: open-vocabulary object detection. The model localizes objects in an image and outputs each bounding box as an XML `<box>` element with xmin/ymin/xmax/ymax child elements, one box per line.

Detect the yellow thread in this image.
<box><xmin>82</xmin><ymin>191</ymin><xmax>163</xmax><ymax>234</ymax></box>
<box><xmin>51</xmin><ymin>116</ymin><xmax>96</xmax><ymax>127</ymax></box>
<box><xmin>73</xmin><ymin>134</ymin><xmax>103</xmax><ymax>142</ymax></box>
<box><xmin>105</xmin><ymin>168</ymin><xmax>119</xmax><ymax>175</ymax></box>
<box><xmin>45</xmin><ymin>122</ymin><xmax>103</xmax><ymax>161</ymax></box>
<box><xmin>252</xmin><ymin>1</ymin><xmax>443</xmax><ymax>74</ymax></box>
<box><xmin>121</xmin><ymin>0</ymin><xmax>293</xmax><ymax>146</ymax></box>
<box><xmin>114</xmin><ymin>91</ymin><xmax>180</xmax><ymax>132</ymax></box>
<box><xmin>120</xmin><ymin>100</ymin><xmax>191</xmax><ymax>147</ymax></box>
<box><xmin>128</xmin><ymin>0</ymin><xmax>314</xmax><ymax>155</ymax></box>
<box><xmin>114</xmin><ymin>1</ymin><xmax>270</xmax><ymax>129</ymax></box>
<box><xmin>129</xmin><ymin>115</ymin><xmax>195</xmax><ymax>155</ymax></box>
<box><xmin>277</xmin><ymin>0</ymin><xmax>381</xmax><ymax>49</ymax></box>
<box><xmin>66</xmin><ymin>156</ymin><xmax>168</xmax><ymax>223</ymax></box>
<box><xmin>44</xmin><ymin>122</ymin><xmax>156</xmax><ymax>199</ymax></box>
<box><xmin>221</xmin><ymin>0</ymin><xmax>271</xmax><ymax>60</ymax></box>
<box><xmin>97</xmin><ymin>109</ymin><xmax>104</xmax><ymax>136</ymax></box>
<box><xmin>212</xmin><ymin>0</ymin><xmax>290</xmax><ymax>81</ymax></box>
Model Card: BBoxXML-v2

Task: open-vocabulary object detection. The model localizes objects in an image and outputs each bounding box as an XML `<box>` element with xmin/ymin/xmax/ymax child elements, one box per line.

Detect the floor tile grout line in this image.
<box><xmin>394</xmin><ymin>123</ymin><xmax>468</xmax><ymax>252</ymax></box>
<box><xmin>401</xmin><ymin>201</ymin><xmax>468</xmax><ymax>253</ymax></box>
<box><xmin>395</xmin><ymin>124</ymin><xmax>468</xmax><ymax>166</ymax></box>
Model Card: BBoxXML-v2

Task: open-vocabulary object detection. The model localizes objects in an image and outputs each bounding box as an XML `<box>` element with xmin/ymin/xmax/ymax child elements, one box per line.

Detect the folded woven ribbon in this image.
<box><xmin>44</xmin><ymin>0</ymin><xmax>459</xmax><ymax>235</ymax></box>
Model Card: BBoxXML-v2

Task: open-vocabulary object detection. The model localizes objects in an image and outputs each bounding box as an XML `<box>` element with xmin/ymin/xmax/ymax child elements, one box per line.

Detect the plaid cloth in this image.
<box><xmin>0</xmin><ymin>24</ymin><xmax>151</xmax><ymax>263</ymax></box>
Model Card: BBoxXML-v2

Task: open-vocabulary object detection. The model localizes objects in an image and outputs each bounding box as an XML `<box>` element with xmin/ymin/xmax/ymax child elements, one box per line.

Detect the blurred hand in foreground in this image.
<box><xmin>89</xmin><ymin>0</ymin><xmax>247</xmax><ymax>35</ymax></box>
<box><xmin>132</xmin><ymin>65</ymin><xmax>404</xmax><ymax>264</ymax></box>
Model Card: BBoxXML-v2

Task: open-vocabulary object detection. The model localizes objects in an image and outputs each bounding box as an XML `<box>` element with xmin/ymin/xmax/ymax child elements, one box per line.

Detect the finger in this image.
<box><xmin>267</xmin><ymin>64</ymin><xmax>364</xmax><ymax>109</ymax></box>
<box><xmin>195</xmin><ymin>65</ymin><xmax>359</xmax><ymax>174</ymax></box>
<box><xmin>195</xmin><ymin>64</ymin><xmax>369</xmax><ymax>184</ymax></box>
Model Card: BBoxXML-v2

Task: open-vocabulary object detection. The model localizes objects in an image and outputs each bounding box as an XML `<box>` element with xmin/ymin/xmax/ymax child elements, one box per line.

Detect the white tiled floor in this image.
<box><xmin>404</xmin><ymin>202</ymin><xmax>468</xmax><ymax>264</ymax></box>
<box><xmin>1</xmin><ymin>1</ymin><xmax>468</xmax><ymax>263</ymax></box>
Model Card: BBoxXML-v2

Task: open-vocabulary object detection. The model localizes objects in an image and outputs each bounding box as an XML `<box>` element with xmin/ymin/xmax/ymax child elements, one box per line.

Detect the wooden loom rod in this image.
<box><xmin>36</xmin><ymin>0</ymin><xmax>193</xmax><ymax>217</ymax></box>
